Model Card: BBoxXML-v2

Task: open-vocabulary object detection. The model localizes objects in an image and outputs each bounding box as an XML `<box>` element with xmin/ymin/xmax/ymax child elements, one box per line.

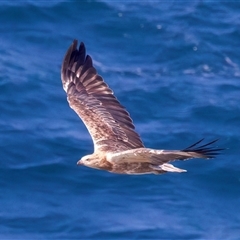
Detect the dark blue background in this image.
<box><xmin>0</xmin><ymin>1</ymin><xmax>239</xmax><ymax>239</ymax></box>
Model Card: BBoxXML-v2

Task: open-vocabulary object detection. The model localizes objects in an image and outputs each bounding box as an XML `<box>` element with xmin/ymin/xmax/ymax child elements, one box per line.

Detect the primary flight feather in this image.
<box><xmin>61</xmin><ymin>40</ymin><xmax>223</xmax><ymax>175</ymax></box>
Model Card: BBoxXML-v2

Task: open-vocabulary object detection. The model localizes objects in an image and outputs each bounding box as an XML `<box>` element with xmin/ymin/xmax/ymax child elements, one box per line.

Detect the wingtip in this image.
<box><xmin>61</xmin><ymin>39</ymin><xmax>88</xmax><ymax>92</ymax></box>
<box><xmin>79</xmin><ymin>41</ymin><xmax>85</xmax><ymax>48</ymax></box>
<box><xmin>67</xmin><ymin>39</ymin><xmax>85</xmax><ymax>56</ymax></box>
<box><xmin>70</xmin><ymin>39</ymin><xmax>78</xmax><ymax>52</ymax></box>
<box><xmin>183</xmin><ymin>138</ymin><xmax>224</xmax><ymax>159</ymax></box>
<box><xmin>73</xmin><ymin>40</ymin><xmax>85</xmax><ymax>51</ymax></box>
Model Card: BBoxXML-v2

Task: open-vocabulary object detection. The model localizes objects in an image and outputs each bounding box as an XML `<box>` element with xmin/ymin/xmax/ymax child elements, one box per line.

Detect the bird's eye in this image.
<box><xmin>82</xmin><ymin>156</ymin><xmax>90</xmax><ymax>162</ymax></box>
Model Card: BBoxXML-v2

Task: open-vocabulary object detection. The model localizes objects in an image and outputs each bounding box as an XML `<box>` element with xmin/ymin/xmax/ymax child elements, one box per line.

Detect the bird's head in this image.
<box><xmin>77</xmin><ymin>154</ymin><xmax>100</xmax><ymax>169</ymax></box>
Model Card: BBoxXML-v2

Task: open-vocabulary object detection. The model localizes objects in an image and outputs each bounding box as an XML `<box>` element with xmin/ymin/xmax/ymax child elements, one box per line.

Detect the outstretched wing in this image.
<box><xmin>152</xmin><ymin>139</ymin><xmax>224</xmax><ymax>162</ymax></box>
<box><xmin>109</xmin><ymin>139</ymin><xmax>223</xmax><ymax>163</ymax></box>
<box><xmin>61</xmin><ymin>40</ymin><xmax>144</xmax><ymax>152</ymax></box>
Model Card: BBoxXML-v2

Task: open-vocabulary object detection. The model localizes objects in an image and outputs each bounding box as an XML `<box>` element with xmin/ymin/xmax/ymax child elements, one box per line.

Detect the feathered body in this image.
<box><xmin>61</xmin><ymin>40</ymin><xmax>223</xmax><ymax>175</ymax></box>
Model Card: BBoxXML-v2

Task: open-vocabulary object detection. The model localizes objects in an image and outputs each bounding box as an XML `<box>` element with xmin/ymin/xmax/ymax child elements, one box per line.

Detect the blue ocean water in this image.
<box><xmin>0</xmin><ymin>1</ymin><xmax>239</xmax><ymax>239</ymax></box>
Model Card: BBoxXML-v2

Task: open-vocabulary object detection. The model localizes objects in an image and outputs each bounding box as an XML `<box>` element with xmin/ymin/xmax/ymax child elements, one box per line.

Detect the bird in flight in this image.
<box><xmin>61</xmin><ymin>40</ymin><xmax>222</xmax><ymax>175</ymax></box>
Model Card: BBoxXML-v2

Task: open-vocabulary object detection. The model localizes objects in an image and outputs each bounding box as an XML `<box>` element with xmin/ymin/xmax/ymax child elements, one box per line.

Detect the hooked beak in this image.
<box><xmin>77</xmin><ymin>160</ymin><xmax>82</xmax><ymax>165</ymax></box>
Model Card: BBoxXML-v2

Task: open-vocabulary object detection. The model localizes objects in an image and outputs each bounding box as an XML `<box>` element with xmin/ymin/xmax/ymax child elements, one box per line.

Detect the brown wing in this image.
<box><xmin>61</xmin><ymin>40</ymin><xmax>144</xmax><ymax>152</ymax></box>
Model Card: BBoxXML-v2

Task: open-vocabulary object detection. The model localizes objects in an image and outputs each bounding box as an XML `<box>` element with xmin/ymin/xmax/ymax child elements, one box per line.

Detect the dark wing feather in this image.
<box><xmin>150</xmin><ymin>139</ymin><xmax>224</xmax><ymax>164</ymax></box>
<box><xmin>182</xmin><ymin>138</ymin><xmax>224</xmax><ymax>158</ymax></box>
<box><xmin>61</xmin><ymin>40</ymin><xmax>144</xmax><ymax>152</ymax></box>
<box><xmin>159</xmin><ymin>139</ymin><xmax>224</xmax><ymax>161</ymax></box>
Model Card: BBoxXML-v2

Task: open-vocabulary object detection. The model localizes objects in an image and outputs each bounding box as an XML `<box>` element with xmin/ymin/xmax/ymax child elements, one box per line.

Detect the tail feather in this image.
<box><xmin>150</xmin><ymin>163</ymin><xmax>186</xmax><ymax>173</ymax></box>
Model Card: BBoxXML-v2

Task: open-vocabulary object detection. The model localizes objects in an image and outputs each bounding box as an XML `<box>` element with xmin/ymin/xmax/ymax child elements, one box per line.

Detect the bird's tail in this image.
<box><xmin>150</xmin><ymin>163</ymin><xmax>187</xmax><ymax>173</ymax></box>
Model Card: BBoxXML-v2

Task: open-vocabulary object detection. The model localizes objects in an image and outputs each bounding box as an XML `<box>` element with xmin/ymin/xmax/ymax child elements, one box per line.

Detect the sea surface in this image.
<box><xmin>0</xmin><ymin>1</ymin><xmax>239</xmax><ymax>239</ymax></box>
